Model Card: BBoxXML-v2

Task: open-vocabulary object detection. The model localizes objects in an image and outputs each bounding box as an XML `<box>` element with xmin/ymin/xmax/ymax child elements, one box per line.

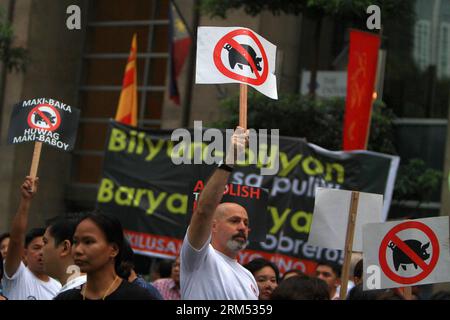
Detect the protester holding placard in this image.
<box><xmin>2</xmin><ymin>176</ymin><xmax>62</xmax><ymax>300</ymax></box>
<box><xmin>180</xmin><ymin>126</ymin><xmax>259</xmax><ymax>300</ymax></box>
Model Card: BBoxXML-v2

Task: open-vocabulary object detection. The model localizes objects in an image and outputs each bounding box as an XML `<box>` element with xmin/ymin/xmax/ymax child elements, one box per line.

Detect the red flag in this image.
<box><xmin>115</xmin><ymin>34</ymin><xmax>138</xmax><ymax>126</ymax></box>
<box><xmin>168</xmin><ymin>2</ymin><xmax>191</xmax><ymax>105</ymax></box>
<box><xmin>342</xmin><ymin>30</ymin><xmax>380</xmax><ymax>150</ymax></box>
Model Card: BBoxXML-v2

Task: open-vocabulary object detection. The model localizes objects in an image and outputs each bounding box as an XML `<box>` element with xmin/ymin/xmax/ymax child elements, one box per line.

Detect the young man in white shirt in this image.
<box><xmin>42</xmin><ymin>217</ymin><xmax>87</xmax><ymax>293</ymax></box>
<box><xmin>2</xmin><ymin>176</ymin><xmax>61</xmax><ymax>300</ymax></box>
<box><xmin>180</xmin><ymin>127</ymin><xmax>259</xmax><ymax>300</ymax></box>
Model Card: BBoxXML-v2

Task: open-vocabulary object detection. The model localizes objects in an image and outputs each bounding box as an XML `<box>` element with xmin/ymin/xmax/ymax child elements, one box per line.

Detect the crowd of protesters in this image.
<box><xmin>1</xmin><ymin>127</ymin><xmax>449</xmax><ymax>301</ymax></box>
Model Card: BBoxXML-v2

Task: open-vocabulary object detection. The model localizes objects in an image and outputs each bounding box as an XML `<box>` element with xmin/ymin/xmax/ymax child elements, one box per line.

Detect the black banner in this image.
<box><xmin>7</xmin><ymin>98</ymin><xmax>80</xmax><ymax>151</ymax></box>
<box><xmin>97</xmin><ymin>121</ymin><xmax>399</xmax><ymax>273</ymax></box>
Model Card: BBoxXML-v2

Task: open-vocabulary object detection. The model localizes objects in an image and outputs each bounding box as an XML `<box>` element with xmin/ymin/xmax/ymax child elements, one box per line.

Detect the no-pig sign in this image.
<box><xmin>363</xmin><ymin>216</ymin><xmax>450</xmax><ymax>290</ymax></box>
<box><xmin>7</xmin><ymin>98</ymin><xmax>80</xmax><ymax>152</ymax></box>
<box><xmin>196</xmin><ymin>26</ymin><xmax>278</xmax><ymax>99</ymax></box>
<box><xmin>27</xmin><ymin>104</ymin><xmax>61</xmax><ymax>131</ymax></box>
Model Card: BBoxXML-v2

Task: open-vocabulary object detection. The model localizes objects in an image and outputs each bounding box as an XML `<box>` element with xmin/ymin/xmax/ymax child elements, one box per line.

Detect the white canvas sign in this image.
<box><xmin>307</xmin><ymin>188</ymin><xmax>383</xmax><ymax>252</ymax></box>
<box><xmin>196</xmin><ymin>26</ymin><xmax>278</xmax><ymax>99</ymax></box>
<box><xmin>363</xmin><ymin>216</ymin><xmax>450</xmax><ymax>290</ymax></box>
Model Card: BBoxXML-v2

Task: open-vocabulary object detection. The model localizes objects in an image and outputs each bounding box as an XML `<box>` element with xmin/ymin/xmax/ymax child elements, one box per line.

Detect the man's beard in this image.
<box><xmin>226</xmin><ymin>234</ymin><xmax>248</xmax><ymax>252</ymax></box>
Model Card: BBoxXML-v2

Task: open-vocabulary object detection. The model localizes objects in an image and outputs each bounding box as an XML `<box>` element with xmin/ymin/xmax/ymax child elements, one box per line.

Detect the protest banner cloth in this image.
<box><xmin>196</xmin><ymin>26</ymin><xmax>278</xmax><ymax>128</ymax></box>
<box><xmin>307</xmin><ymin>188</ymin><xmax>383</xmax><ymax>298</ymax></box>
<box><xmin>342</xmin><ymin>30</ymin><xmax>380</xmax><ymax>151</ymax></box>
<box><xmin>363</xmin><ymin>216</ymin><xmax>450</xmax><ymax>290</ymax></box>
<box><xmin>7</xmin><ymin>98</ymin><xmax>80</xmax><ymax>181</ymax></box>
<box><xmin>97</xmin><ymin>121</ymin><xmax>399</xmax><ymax>273</ymax></box>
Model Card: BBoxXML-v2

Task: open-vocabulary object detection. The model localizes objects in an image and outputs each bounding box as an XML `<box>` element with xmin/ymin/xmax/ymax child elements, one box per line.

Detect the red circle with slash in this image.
<box><xmin>213</xmin><ymin>29</ymin><xmax>268</xmax><ymax>86</ymax></box>
<box><xmin>27</xmin><ymin>104</ymin><xmax>61</xmax><ymax>132</ymax></box>
<box><xmin>378</xmin><ymin>221</ymin><xmax>440</xmax><ymax>284</ymax></box>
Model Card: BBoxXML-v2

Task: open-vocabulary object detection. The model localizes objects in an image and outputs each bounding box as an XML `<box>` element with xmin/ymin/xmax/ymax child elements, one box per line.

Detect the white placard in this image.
<box><xmin>307</xmin><ymin>188</ymin><xmax>383</xmax><ymax>252</ymax></box>
<box><xmin>196</xmin><ymin>26</ymin><xmax>278</xmax><ymax>99</ymax></box>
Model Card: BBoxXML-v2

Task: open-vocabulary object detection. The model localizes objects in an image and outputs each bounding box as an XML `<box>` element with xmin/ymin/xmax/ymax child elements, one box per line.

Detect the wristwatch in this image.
<box><xmin>217</xmin><ymin>160</ymin><xmax>233</xmax><ymax>172</ymax></box>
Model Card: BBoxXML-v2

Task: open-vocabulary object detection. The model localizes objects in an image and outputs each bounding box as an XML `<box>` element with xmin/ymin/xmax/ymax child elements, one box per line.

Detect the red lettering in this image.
<box><xmin>249</xmin><ymin>187</ymin><xmax>260</xmax><ymax>199</ymax></box>
<box><xmin>241</xmin><ymin>186</ymin><xmax>249</xmax><ymax>197</ymax></box>
<box><xmin>229</xmin><ymin>184</ymin><xmax>237</xmax><ymax>196</ymax></box>
<box><xmin>193</xmin><ymin>180</ymin><xmax>204</xmax><ymax>192</ymax></box>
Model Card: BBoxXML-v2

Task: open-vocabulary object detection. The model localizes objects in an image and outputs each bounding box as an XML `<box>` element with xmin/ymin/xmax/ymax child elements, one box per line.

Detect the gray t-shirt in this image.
<box><xmin>180</xmin><ymin>230</ymin><xmax>259</xmax><ymax>300</ymax></box>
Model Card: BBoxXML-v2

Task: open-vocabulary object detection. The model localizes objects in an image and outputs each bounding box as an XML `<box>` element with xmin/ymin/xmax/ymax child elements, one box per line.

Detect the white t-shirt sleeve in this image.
<box><xmin>3</xmin><ymin>260</ymin><xmax>25</xmax><ymax>281</ymax></box>
<box><xmin>180</xmin><ymin>227</ymin><xmax>211</xmax><ymax>273</ymax></box>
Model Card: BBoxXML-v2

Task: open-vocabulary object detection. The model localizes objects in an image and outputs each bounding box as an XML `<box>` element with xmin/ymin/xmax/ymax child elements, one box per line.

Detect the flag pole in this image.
<box><xmin>340</xmin><ymin>191</ymin><xmax>360</xmax><ymax>300</ymax></box>
<box><xmin>239</xmin><ymin>84</ymin><xmax>247</xmax><ymax>129</ymax></box>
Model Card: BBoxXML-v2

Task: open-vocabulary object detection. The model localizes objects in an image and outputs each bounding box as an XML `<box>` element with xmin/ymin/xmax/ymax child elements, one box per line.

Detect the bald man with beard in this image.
<box><xmin>180</xmin><ymin>127</ymin><xmax>259</xmax><ymax>300</ymax></box>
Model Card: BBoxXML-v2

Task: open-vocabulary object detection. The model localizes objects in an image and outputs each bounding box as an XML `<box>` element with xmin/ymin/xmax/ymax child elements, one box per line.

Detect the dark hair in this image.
<box><xmin>316</xmin><ymin>260</ymin><xmax>342</xmax><ymax>278</ymax></box>
<box><xmin>347</xmin><ymin>283</ymin><xmax>386</xmax><ymax>300</ymax></box>
<box><xmin>158</xmin><ymin>259</ymin><xmax>174</xmax><ymax>278</ymax></box>
<box><xmin>271</xmin><ymin>276</ymin><xmax>330</xmax><ymax>300</ymax></box>
<box><xmin>47</xmin><ymin>217</ymin><xmax>80</xmax><ymax>247</ymax></box>
<box><xmin>25</xmin><ymin>228</ymin><xmax>46</xmax><ymax>248</ymax></box>
<box><xmin>281</xmin><ymin>269</ymin><xmax>306</xmax><ymax>281</ymax></box>
<box><xmin>116</xmin><ymin>240</ymin><xmax>134</xmax><ymax>280</ymax></box>
<box><xmin>0</xmin><ymin>232</ymin><xmax>10</xmax><ymax>246</ymax></box>
<box><xmin>77</xmin><ymin>212</ymin><xmax>125</xmax><ymax>272</ymax></box>
<box><xmin>353</xmin><ymin>259</ymin><xmax>363</xmax><ymax>279</ymax></box>
<box><xmin>243</xmin><ymin>258</ymin><xmax>280</xmax><ymax>283</ymax></box>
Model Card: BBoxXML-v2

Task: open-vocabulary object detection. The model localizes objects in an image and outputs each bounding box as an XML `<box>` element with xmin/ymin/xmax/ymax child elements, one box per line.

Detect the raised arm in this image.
<box><xmin>4</xmin><ymin>176</ymin><xmax>38</xmax><ymax>277</ymax></box>
<box><xmin>187</xmin><ymin>127</ymin><xmax>248</xmax><ymax>249</ymax></box>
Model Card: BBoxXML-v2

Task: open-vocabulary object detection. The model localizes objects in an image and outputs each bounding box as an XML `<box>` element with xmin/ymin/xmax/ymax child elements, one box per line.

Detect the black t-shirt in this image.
<box><xmin>54</xmin><ymin>279</ymin><xmax>159</xmax><ymax>300</ymax></box>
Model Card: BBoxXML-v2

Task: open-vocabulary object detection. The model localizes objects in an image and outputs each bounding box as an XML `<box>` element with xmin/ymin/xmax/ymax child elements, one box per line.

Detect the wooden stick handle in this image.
<box><xmin>339</xmin><ymin>191</ymin><xmax>360</xmax><ymax>300</ymax></box>
<box><xmin>29</xmin><ymin>142</ymin><xmax>42</xmax><ymax>178</ymax></box>
<box><xmin>239</xmin><ymin>84</ymin><xmax>247</xmax><ymax>130</ymax></box>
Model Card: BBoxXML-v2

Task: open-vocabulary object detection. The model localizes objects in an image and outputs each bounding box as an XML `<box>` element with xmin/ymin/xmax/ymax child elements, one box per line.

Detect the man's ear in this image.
<box><xmin>60</xmin><ymin>240</ymin><xmax>72</xmax><ymax>257</ymax></box>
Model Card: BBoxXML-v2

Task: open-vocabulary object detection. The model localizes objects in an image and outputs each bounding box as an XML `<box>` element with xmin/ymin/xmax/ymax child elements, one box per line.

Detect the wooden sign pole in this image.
<box><xmin>29</xmin><ymin>141</ymin><xmax>42</xmax><ymax>191</ymax></box>
<box><xmin>339</xmin><ymin>191</ymin><xmax>360</xmax><ymax>300</ymax></box>
<box><xmin>239</xmin><ymin>84</ymin><xmax>247</xmax><ymax>129</ymax></box>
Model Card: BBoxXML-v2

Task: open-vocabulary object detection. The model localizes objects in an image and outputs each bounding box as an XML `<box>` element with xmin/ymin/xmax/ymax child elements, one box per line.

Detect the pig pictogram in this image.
<box><xmin>388</xmin><ymin>240</ymin><xmax>430</xmax><ymax>271</ymax></box>
<box><xmin>33</xmin><ymin>111</ymin><xmax>56</xmax><ymax>126</ymax></box>
<box><xmin>224</xmin><ymin>43</ymin><xmax>262</xmax><ymax>74</ymax></box>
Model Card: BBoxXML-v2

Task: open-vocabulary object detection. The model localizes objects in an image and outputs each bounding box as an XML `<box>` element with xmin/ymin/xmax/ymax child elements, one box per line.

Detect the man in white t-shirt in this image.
<box><xmin>2</xmin><ymin>176</ymin><xmax>61</xmax><ymax>300</ymax></box>
<box><xmin>180</xmin><ymin>127</ymin><xmax>259</xmax><ymax>300</ymax></box>
<box><xmin>42</xmin><ymin>216</ymin><xmax>86</xmax><ymax>294</ymax></box>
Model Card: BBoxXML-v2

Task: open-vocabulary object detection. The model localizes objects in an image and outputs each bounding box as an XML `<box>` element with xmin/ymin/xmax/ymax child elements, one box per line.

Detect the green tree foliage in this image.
<box><xmin>0</xmin><ymin>11</ymin><xmax>29</xmax><ymax>72</ymax></box>
<box><xmin>394</xmin><ymin>159</ymin><xmax>443</xmax><ymax>205</ymax></box>
<box><xmin>200</xmin><ymin>0</ymin><xmax>413</xmax><ymax>20</ymax></box>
